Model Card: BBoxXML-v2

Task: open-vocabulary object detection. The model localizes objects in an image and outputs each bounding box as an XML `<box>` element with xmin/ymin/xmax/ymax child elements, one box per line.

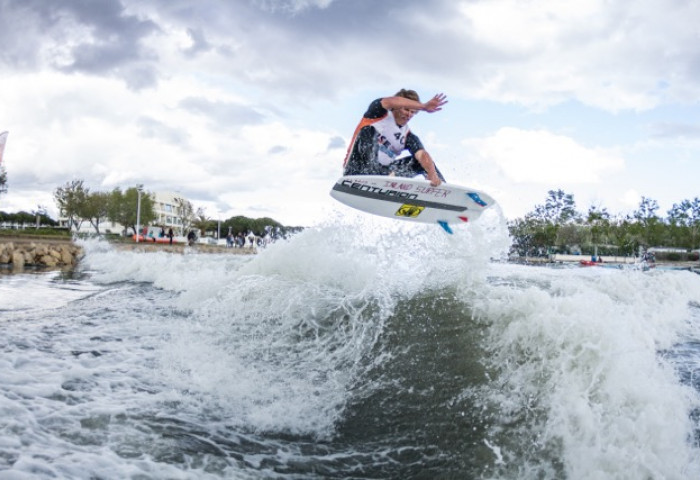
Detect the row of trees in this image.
<box><xmin>53</xmin><ymin>180</ymin><xmax>300</xmax><ymax>238</ymax></box>
<box><xmin>55</xmin><ymin>180</ymin><xmax>158</xmax><ymax>236</ymax></box>
<box><xmin>509</xmin><ymin>190</ymin><xmax>700</xmax><ymax>257</ymax></box>
<box><xmin>0</xmin><ymin>209</ymin><xmax>57</xmax><ymax>227</ymax></box>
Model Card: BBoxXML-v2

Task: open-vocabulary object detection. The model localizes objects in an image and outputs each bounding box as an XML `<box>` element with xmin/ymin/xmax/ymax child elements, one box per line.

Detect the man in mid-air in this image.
<box><xmin>343</xmin><ymin>89</ymin><xmax>448</xmax><ymax>187</ymax></box>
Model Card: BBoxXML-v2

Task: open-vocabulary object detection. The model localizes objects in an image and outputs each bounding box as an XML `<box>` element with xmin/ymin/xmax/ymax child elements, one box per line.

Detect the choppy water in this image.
<box><xmin>2</xmin><ymin>210</ymin><xmax>700</xmax><ymax>479</ymax></box>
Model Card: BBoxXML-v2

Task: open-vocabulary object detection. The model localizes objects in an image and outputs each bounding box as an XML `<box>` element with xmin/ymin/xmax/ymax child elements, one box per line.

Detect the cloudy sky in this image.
<box><xmin>1</xmin><ymin>0</ymin><xmax>699</xmax><ymax>226</ymax></box>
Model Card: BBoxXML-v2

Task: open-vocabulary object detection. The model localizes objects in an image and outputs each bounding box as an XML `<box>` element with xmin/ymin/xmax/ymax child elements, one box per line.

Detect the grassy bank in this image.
<box><xmin>0</xmin><ymin>228</ymin><xmax>72</xmax><ymax>241</ymax></box>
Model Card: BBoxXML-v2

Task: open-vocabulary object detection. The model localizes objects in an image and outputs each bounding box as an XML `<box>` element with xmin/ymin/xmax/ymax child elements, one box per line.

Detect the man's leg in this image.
<box><xmin>343</xmin><ymin>128</ymin><xmax>378</xmax><ymax>176</ymax></box>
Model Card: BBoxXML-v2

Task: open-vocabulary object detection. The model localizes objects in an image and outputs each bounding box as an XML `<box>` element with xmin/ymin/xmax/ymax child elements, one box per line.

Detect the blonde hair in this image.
<box><xmin>394</xmin><ymin>89</ymin><xmax>420</xmax><ymax>102</ymax></box>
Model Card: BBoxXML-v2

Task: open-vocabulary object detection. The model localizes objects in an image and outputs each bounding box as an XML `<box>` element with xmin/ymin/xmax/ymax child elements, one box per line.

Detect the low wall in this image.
<box><xmin>0</xmin><ymin>241</ymin><xmax>83</xmax><ymax>270</ymax></box>
<box><xmin>112</xmin><ymin>242</ymin><xmax>257</xmax><ymax>254</ymax></box>
<box><xmin>550</xmin><ymin>254</ymin><xmax>637</xmax><ymax>264</ymax></box>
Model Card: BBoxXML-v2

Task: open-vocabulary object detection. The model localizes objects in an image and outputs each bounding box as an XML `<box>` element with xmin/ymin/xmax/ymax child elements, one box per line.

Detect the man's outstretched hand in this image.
<box><xmin>423</xmin><ymin>93</ymin><xmax>448</xmax><ymax>113</ymax></box>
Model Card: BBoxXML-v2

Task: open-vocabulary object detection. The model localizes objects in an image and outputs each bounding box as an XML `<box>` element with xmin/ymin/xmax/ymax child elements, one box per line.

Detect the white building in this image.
<box><xmin>151</xmin><ymin>191</ymin><xmax>187</xmax><ymax>235</ymax></box>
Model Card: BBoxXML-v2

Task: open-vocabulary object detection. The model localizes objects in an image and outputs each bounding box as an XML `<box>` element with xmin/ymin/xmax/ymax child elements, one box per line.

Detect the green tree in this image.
<box><xmin>523</xmin><ymin>190</ymin><xmax>580</xmax><ymax>253</ymax></box>
<box><xmin>633</xmin><ymin>196</ymin><xmax>659</xmax><ymax>221</ymax></box>
<box><xmin>585</xmin><ymin>205</ymin><xmax>612</xmax><ymax>250</ymax></box>
<box><xmin>535</xmin><ymin>189</ymin><xmax>579</xmax><ymax>224</ymax></box>
<box><xmin>556</xmin><ymin>224</ymin><xmax>588</xmax><ymax>253</ymax></box>
<box><xmin>78</xmin><ymin>191</ymin><xmax>111</xmax><ymax>235</ymax></box>
<box><xmin>54</xmin><ymin>180</ymin><xmax>89</xmax><ymax>231</ymax></box>
<box><xmin>506</xmin><ymin>191</ymin><xmax>700</xmax><ymax>257</ymax></box>
<box><xmin>508</xmin><ymin>216</ymin><xmax>548</xmax><ymax>257</ymax></box>
<box><xmin>173</xmin><ymin>196</ymin><xmax>194</xmax><ymax>235</ymax></box>
<box><xmin>0</xmin><ymin>210</ymin><xmax>35</xmax><ymax>225</ymax></box>
<box><xmin>107</xmin><ymin>187</ymin><xmax>156</xmax><ymax>235</ymax></box>
<box><xmin>607</xmin><ymin>217</ymin><xmax>639</xmax><ymax>256</ymax></box>
<box><xmin>631</xmin><ymin>196</ymin><xmax>665</xmax><ymax>247</ymax></box>
<box><xmin>222</xmin><ymin>215</ymin><xmax>285</xmax><ymax>237</ymax></box>
<box><xmin>668</xmin><ymin>197</ymin><xmax>700</xmax><ymax>248</ymax></box>
<box><xmin>191</xmin><ymin>208</ymin><xmax>213</xmax><ymax>236</ymax></box>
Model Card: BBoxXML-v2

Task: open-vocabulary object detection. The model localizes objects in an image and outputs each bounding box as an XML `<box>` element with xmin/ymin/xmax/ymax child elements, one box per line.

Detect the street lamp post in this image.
<box><xmin>135</xmin><ymin>185</ymin><xmax>143</xmax><ymax>243</ymax></box>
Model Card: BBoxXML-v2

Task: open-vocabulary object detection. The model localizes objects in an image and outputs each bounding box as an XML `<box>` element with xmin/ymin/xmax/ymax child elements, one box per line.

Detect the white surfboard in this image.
<box><xmin>330</xmin><ymin>175</ymin><xmax>496</xmax><ymax>233</ymax></box>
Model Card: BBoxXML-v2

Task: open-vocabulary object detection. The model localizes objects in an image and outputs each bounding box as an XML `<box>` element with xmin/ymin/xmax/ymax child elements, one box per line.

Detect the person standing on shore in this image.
<box><xmin>167</xmin><ymin>228</ymin><xmax>174</xmax><ymax>245</ymax></box>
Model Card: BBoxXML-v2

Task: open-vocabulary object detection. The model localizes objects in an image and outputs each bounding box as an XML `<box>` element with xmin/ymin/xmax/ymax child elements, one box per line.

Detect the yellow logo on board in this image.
<box><xmin>396</xmin><ymin>204</ymin><xmax>425</xmax><ymax>218</ymax></box>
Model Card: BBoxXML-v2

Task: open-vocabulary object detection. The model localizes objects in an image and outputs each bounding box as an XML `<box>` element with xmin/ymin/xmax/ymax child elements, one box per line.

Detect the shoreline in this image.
<box><xmin>2</xmin><ymin>235</ymin><xmax>699</xmax><ymax>273</ymax></box>
<box><xmin>1</xmin><ymin>237</ymin><xmax>82</xmax><ymax>271</ymax></box>
<box><xmin>0</xmin><ymin>235</ymin><xmax>256</xmax><ymax>272</ymax></box>
<box><xmin>509</xmin><ymin>257</ymin><xmax>700</xmax><ymax>271</ymax></box>
<box><xmin>110</xmin><ymin>241</ymin><xmax>257</xmax><ymax>255</ymax></box>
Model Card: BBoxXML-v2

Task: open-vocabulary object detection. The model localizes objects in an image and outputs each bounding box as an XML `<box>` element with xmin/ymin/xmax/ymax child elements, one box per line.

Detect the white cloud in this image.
<box><xmin>621</xmin><ymin>189</ymin><xmax>641</xmax><ymax>209</ymax></box>
<box><xmin>0</xmin><ymin>66</ymin><xmax>341</xmax><ymax>224</ymax></box>
<box><xmin>450</xmin><ymin>0</ymin><xmax>700</xmax><ymax>111</ymax></box>
<box><xmin>460</xmin><ymin>0</ymin><xmax>602</xmax><ymax>53</ymax></box>
<box><xmin>464</xmin><ymin>128</ymin><xmax>625</xmax><ymax>184</ymax></box>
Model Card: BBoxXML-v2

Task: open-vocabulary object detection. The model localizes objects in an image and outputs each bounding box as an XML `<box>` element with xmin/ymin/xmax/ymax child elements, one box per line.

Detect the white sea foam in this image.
<box><xmin>151</xmin><ymin>216</ymin><xmax>509</xmax><ymax>440</ymax></box>
<box><xmin>471</xmin><ymin>264</ymin><xmax>700</xmax><ymax>479</ymax></box>
<box><xmin>0</xmin><ymin>271</ymin><xmax>100</xmax><ymax>311</ymax></box>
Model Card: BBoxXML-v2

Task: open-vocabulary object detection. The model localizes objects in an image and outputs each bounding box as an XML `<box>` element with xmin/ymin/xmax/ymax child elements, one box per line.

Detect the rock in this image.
<box><xmin>61</xmin><ymin>249</ymin><xmax>74</xmax><ymax>265</ymax></box>
<box><xmin>1</xmin><ymin>240</ymin><xmax>83</xmax><ymax>269</ymax></box>
<box><xmin>11</xmin><ymin>250</ymin><xmax>25</xmax><ymax>269</ymax></box>
<box><xmin>41</xmin><ymin>254</ymin><xmax>59</xmax><ymax>267</ymax></box>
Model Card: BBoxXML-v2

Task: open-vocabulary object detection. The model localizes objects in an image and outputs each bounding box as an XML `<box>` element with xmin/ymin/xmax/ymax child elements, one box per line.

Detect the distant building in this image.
<box><xmin>151</xmin><ymin>191</ymin><xmax>187</xmax><ymax>235</ymax></box>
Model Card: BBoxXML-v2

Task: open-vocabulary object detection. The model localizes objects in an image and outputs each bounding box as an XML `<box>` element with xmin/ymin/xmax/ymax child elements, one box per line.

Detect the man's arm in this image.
<box><xmin>381</xmin><ymin>93</ymin><xmax>448</xmax><ymax>113</ymax></box>
<box><xmin>415</xmin><ymin>149</ymin><xmax>442</xmax><ymax>186</ymax></box>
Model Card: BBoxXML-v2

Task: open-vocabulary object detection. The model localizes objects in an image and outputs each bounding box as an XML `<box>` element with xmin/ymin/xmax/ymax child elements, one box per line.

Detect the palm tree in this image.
<box><xmin>191</xmin><ymin>208</ymin><xmax>212</xmax><ymax>237</ymax></box>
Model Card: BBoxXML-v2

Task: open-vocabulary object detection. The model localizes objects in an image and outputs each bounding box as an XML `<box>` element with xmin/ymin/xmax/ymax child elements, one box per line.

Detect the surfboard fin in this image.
<box><xmin>437</xmin><ymin>221</ymin><xmax>453</xmax><ymax>234</ymax></box>
<box><xmin>467</xmin><ymin>192</ymin><xmax>488</xmax><ymax>207</ymax></box>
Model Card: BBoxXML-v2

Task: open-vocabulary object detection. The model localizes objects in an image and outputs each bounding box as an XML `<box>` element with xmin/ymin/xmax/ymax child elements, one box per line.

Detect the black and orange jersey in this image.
<box><xmin>343</xmin><ymin>99</ymin><xmax>424</xmax><ymax>172</ymax></box>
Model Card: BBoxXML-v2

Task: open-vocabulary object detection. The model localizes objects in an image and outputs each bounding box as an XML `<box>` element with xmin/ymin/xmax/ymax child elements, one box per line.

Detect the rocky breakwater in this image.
<box><xmin>0</xmin><ymin>239</ymin><xmax>83</xmax><ymax>270</ymax></box>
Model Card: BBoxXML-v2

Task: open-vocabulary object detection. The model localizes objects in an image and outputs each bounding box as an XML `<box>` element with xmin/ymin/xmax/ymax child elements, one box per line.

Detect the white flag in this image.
<box><xmin>0</xmin><ymin>131</ymin><xmax>8</xmax><ymax>166</ymax></box>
